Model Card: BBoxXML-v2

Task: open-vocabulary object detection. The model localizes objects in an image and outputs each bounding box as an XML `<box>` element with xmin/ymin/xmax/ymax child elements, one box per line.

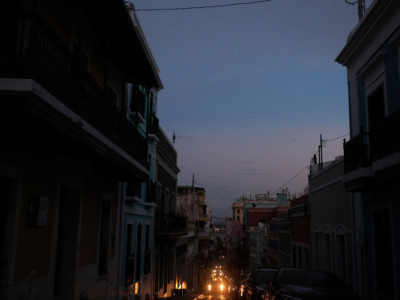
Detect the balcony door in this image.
<box><xmin>0</xmin><ymin>174</ymin><xmax>19</xmax><ymax>298</ymax></box>
<box><xmin>367</xmin><ymin>85</ymin><xmax>385</xmax><ymax>131</ymax></box>
<box><xmin>0</xmin><ymin>177</ymin><xmax>11</xmax><ymax>296</ymax></box>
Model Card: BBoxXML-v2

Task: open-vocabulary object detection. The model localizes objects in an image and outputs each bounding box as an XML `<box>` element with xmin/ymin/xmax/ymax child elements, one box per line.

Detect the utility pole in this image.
<box><xmin>318</xmin><ymin>134</ymin><xmax>323</xmax><ymax>170</ymax></box>
<box><xmin>345</xmin><ymin>0</ymin><xmax>365</xmax><ymax>20</ymax></box>
<box><xmin>357</xmin><ymin>0</ymin><xmax>365</xmax><ymax>20</ymax></box>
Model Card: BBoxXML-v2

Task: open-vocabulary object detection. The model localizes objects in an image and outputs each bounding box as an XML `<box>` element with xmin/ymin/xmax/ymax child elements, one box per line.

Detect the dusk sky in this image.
<box><xmin>135</xmin><ymin>0</ymin><xmax>373</xmax><ymax>219</ymax></box>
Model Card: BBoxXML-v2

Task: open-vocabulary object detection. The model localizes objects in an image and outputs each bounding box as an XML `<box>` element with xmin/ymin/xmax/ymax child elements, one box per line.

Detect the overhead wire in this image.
<box><xmin>322</xmin><ymin>133</ymin><xmax>349</xmax><ymax>142</ymax></box>
<box><xmin>135</xmin><ymin>0</ymin><xmax>271</xmax><ymax>11</ymax></box>
<box><xmin>271</xmin><ymin>166</ymin><xmax>309</xmax><ymax>196</ymax></box>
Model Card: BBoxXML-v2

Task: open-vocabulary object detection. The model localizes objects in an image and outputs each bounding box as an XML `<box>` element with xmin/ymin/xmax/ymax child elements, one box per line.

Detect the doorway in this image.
<box><xmin>53</xmin><ymin>185</ymin><xmax>81</xmax><ymax>300</ymax></box>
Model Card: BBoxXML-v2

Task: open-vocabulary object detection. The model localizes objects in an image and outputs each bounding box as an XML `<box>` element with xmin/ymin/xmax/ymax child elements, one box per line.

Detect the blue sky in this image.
<box><xmin>134</xmin><ymin>0</ymin><xmax>372</xmax><ymax>218</ymax></box>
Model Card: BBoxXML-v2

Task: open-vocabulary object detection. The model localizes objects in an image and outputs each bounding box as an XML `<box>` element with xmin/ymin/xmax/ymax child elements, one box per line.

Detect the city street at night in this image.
<box><xmin>2</xmin><ymin>1</ymin><xmax>400</xmax><ymax>300</ymax></box>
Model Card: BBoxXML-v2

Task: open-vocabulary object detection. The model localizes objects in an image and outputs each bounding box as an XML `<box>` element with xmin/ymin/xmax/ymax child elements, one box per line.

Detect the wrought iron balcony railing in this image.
<box><xmin>0</xmin><ymin>12</ymin><xmax>148</xmax><ymax>166</ymax></box>
<box><xmin>343</xmin><ymin>128</ymin><xmax>370</xmax><ymax>173</ymax></box>
<box><xmin>344</xmin><ymin>109</ymin><xmax>400</xmax><ymax>173</ymax></box>
<box><xmin>155</xmin><ymin>211</ymin><xmax>187</xmax><ymax>234</ymax></box>
<box><xmin>370</xmin><ymin>108</ymin><xmax>400</xmax><ymax>161</ymax></box>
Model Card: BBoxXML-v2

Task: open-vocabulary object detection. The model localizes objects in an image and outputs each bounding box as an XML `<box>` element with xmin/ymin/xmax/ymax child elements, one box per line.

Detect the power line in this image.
<box><xmin>135</xmin><ymin>0</ymin><xmax>271</xmax><ymax>11</ymax></box>
<box><xmin>271</xmin><ymin>166</ymin><xmax>309</xmax><ymax>196</ymax></box>
<box><xmin>322</xmin><ymin>133</ymin><xmax>349</xmax><ymax>142</ymax></box>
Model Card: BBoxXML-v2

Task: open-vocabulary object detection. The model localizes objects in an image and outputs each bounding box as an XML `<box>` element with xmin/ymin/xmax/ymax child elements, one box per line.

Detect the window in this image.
<box><xmin>165</xmin><ymin>190</ymin><xmax>170</xmax><ymax>213</ymax></box>
<box><xmin>313</xmin><ymin>232</ymin><xmax>320</xmax><ymax>269</ymax></box>
<box><xmin>323</xmin><ymin>233</ymin><xmax>331</xmax><ymax>272</ymax></box>
<box><xmin>154</xmin><ymin>253</ymin><xmax>160</xmax><ymax>292</ymax></box>
<box><xmin>0</xmin><ymin>177</ymin><xmax>10</xmax><ymax>270</ymax></box>
<box><xmin>131</xmin><ymin>85</ymin><xmax>146</xmax><ymax>118</ymax></box>
<box><xmin>125</xmin><ymin>224</ymin><xmax>134</xmax><ymax>286</ymax></box>
<box><xmin>136</xmin><ymin>224</ymin><xmax>142</xmax><ymax>283</ymax></box>
<box><xmin>144</xmin><ymin>225</ymin><xmax>151</xmax><ymax>274</ymax></box>
<box><xmin>292</xmin><ymin>245</ymin><xmax>297</xmax><ymax>268</ymax></box>
<box><xmin>336</xmin><ymin>234</ymin><xmax>346</xmax><ymax>281</ymax></box>
<box><xmin>304</xmin><ymin>248</ymin><xmax>309</xmax><ymax>269</ymax></box>
<box><xmin>54</xmin><ymin>186</ymin><xmax>81</xmax><ymax>296</ymax></box>
<box><xmin>368</xmin><ymin>85</ymin><xmax>385</xmax><ymax>131</ymax></box>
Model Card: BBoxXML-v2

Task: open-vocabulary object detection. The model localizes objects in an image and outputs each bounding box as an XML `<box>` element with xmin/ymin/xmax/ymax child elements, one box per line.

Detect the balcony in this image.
<box><xmin>343</xmin><ymin>109</ymin><xmax>400</xmax><ymax>191</ymax></box>
<box><xmin>370</xmin><ymin>108</ymin><xmax>400</xmax><ymax>162</ymax></box>
<box><xmin>343</xmin><ymin>129</ymin><xmax>375</xmax><ymax>191</ymax></box>
<box><xmin>343</xmin><ymin>130</ymin><xmax>370</xmax><ymax>173</ymax></box>
<box><xmin>0</xmin><ymin>12</ymin><xmax>148</xmax><ymax>174</ymax></box>
<box><xmin>198</xmin><ymin>227</ymin><xmax>209</xmax><ymax>240</ymax></box>
<box><xmin>199</xmin><ymin>213</ymin><xmax>208</xmax><ymax>222</ymax></box>
<box><xmin>155</xmin><ymin>212</ymin><xmax>187</xmax><ymax>241</ymax></box>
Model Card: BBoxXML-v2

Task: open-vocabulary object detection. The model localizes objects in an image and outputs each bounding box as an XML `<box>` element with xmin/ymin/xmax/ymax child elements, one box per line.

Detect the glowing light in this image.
<box><xmin>135</xmin><ymin>282</ymin><xmax>139</xmax><ymax>294</ymax></box>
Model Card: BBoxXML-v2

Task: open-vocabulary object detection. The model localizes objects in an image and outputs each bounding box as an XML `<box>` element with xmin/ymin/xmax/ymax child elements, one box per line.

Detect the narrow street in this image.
<box><xmin>167</xmin><ymin>294</ymin><xmax>236</xmax><ymax>300</ymax></box>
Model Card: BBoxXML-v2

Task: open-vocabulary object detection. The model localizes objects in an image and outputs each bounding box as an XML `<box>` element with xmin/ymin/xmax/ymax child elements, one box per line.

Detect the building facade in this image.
<box><xmin>309</xmin><ymin>157</ymin><xmax>353</xmax><ymax>287</ymax></box>
<box><xmin>289</xmin><ymin>194</ymin><xmax>310</xmax><ymax>269</ymax></box>
<box><xmin>176</xmin><ymin>186</ymin><xmax>210</xmax><ymax>294</ymax></box>
<box><xmin>336</xmin><ymin>1</ymin><xmax>400</xmax><ymax>298</ymax></box>
<box><xmin>0</xmin><ymin>0</ymin><xmax>163</xmax><ymax>299</ymax></box>
<box><xmin>153</xmin><ymin>128</ymin><xmax>185</xmax><ymax>298</ymax></box>
<box><xmin>120</xmin><ymin>4</ymin><xmax>163</xmax><ymax>300</ymax></box>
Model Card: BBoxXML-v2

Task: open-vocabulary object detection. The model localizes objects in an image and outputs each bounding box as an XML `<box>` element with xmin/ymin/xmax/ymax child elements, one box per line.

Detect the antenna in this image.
<box><xmin>320</xmin><ymin>134</ymin><xmax>323</xmax><ymax>170</ymax></box>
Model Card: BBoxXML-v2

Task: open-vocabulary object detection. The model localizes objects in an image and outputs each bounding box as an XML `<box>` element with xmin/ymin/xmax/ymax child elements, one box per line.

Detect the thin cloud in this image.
<box><xmin>176</xmin><ymin>134</ymin><xmax>196</xmax><ymax>142</ymax></box>
<box><xmin>233</xmin><ymin>161</ymin><xmax>255</xmax><ymax>165</ymax></box>
<box><xmin>290</xmin><ymin>138</ymin><xmax>308</xmax><ymax>143</ymax></box>
<box><xmin>237</xmin><ymin>168</ymin><xmax>269</xmax><ymax>176</ymax></box>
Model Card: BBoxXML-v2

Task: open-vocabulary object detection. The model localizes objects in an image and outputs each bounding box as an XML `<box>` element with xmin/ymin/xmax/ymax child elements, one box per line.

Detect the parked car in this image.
<box><xmin>264</xmin><ymin>269</ymin><xmax>361</xmax><ymax>300</ymax></box>
<box><xmin>244</xmin><ymin>268</ymin><xmax>278</xmax><ymax>300</ymax></box>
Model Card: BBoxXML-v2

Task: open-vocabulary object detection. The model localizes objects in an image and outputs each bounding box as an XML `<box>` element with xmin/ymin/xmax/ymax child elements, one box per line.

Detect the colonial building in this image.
<box><xmin>0</xmin><ymin>0</ymin><xmax>162</xmax><ymax>299</ymax></box>
<box><xmin>336</xmin><ymin>0</ymin><xmax>400</xmax><ymax>298</ymax></box>
<box><xmin>119</xmin><ymin>4</ymin><xmax>163</xmax><ymax>300</ymax></box>
<box><xmin>153</xmin><ymin>128</ymin><xmax>186</xmax><ymax>298</ymax></box>
<box><xmin>176</xmin><ymin>186</ymin><xmax>209</xmax><ymax>294</ymax></box>
<box><xmin>309</xmin><ymin>157</ymin><xmax>353</xmax><ymax>287</ymax></box>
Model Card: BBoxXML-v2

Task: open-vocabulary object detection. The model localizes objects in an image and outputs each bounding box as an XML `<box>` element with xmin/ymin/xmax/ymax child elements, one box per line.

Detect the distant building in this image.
<box><xmin>231</xmin><ymin>192</ymin><xmax>290</xmax><ymax>271</ymax></box>
<box><xmin>289</xmin><ymin>194</ymin><xmax>310</xmax><ymax>269</ymax></box>
<box><xmin>231</xmin><ymin>193</ymin><xmax>277</xmax><ymax>228</ymax></box>
<box><xmin>232</xmin><ymin>199</ymin><xmax>244</xmax><ymax>223</ymax></box>
<box><xmin>336</xmin><ymin>0</ymin><xmax>400</xmax><ymax>298</ymax></box>
<box><xmin>176</xmin><ymin>186</ymin><xmax>209</xmax><ymax>293</ymax></box>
